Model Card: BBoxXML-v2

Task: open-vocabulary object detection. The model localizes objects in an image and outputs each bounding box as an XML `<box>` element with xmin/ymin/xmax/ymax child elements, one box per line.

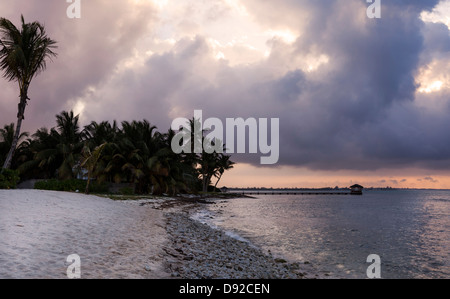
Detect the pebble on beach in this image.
<box><xmin>164</xmin><ymin>212</ymin><xmax>311</xmax><ymax>279</ymax></box>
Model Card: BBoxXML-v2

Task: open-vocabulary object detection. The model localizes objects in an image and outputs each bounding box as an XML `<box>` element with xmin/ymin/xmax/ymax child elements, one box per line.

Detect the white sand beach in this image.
<box><xmin>0</xmin><ymin>190</ymin><xmax>170</xmax><ymax>279</ymax></box>
<box><xmin>0</xmin><ymin>189</ymin><xmax>319</xmax><ymax>279</ymax></box>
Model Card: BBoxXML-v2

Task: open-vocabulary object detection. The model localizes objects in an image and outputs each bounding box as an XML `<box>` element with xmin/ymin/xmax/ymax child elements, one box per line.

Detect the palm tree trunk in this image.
<box><xmin>202</xmin><ymin>171</ymin><xmax>207</xmax><ymax>192</ymax></box>
<box><xmin>214</xmin><ymin>173</ymin><xmax>223</xmax><ymax>190</ymax></box>
<box><xmin>202</xmin><ymin>173</ymin><xmax>212</xmax><ymax>193</ymax></box>
<box><xmin>1</xmin><ymin>96</ymin><xmax>26</xmax><ymax>171</ymax></box>
<box><xmin>85</xmin><ymin>174</ymin><xmax>91</xmax><ymax>194</ymax></box>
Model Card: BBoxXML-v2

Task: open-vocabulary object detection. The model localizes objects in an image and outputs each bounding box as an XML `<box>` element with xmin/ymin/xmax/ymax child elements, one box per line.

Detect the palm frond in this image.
<box><xmin>0</xmin><ymin>15</ymin><xmax>57</xmax><ymax>84</ymax></box>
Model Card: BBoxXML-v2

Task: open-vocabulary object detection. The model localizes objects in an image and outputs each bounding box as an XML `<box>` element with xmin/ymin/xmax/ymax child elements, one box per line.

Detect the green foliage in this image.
<box><xmin>0</xmin><ymin>123</ymin><xmax>29</xmax><ymax>169</ymax></box>
<box><xmin>0</xmin><ymin>15</ymin><xmax>57</xmax><ymax>83</ymax></box>
<box><xmin>34</xmin><ymin>179</ymin><xmax>108</xmax><ymax>193</ymax></box>
<box><xmin>4</xmin><ymin>111</ymin><xmax>234</xmax><ymax>195</ymax></box>
<box><xmin>118</xmin><ymin>186</ymin><xmax>135</xmax><ymax>195</ymax></box>
<box><xmin>0</xmin><ymin>169</ymin><xmax>20</xmax><ymax>189</ymax></box>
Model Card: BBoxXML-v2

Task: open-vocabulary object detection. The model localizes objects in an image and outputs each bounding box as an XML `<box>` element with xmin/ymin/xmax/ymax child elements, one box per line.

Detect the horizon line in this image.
<box><xmin>224</xmin><ymin>187</ymin><xmax>450</xmax><ymax>191</ymax></box>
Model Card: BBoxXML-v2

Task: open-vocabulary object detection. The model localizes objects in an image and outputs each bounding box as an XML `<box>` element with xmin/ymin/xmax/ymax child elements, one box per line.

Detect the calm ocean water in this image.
<box><xmin>192</xmin><ymin>190</ymin><xmax>449</xmax><ymax>279</ymax></box>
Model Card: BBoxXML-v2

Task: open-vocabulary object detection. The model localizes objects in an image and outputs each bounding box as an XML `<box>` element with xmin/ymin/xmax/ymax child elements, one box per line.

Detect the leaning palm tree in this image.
<box><xmin>0</xmin><ymin>15</ymin><xmax>57</xmax><ymax>171</ymax></box>
<box><xmin>0</xmin><ymin>123</ymin><xmax>29</xmax><ymax>167</ymax></box>
<box><xmin>81</xmin><ymin>142</ymin><xmax>108</xmax><ymax>194</ymax></box>
<box><xmin>213</xmin><ymin>154</ymin><xmax>235</xmax><ymax>190</ymax></box>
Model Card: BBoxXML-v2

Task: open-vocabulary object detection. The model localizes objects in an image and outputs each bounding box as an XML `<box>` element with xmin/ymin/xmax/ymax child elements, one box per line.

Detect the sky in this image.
<box><xmin>0</xmin><ymin>0</ymin><xmax>449</xmax><ymax>188</ymax></box>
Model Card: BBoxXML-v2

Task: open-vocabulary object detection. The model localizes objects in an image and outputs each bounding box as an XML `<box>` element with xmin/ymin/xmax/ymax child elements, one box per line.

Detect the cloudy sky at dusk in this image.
<box><xmin>0</xmin><ymin>0</ymin><xmax>450</xmax><ymax>188</ymax></box>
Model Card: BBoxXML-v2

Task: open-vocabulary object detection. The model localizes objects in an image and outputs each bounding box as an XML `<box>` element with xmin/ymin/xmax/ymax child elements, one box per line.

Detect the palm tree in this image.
<box><xmin>19</xmin><ymin>111</ymin><xmax>82</xmax><ymax>180</ymax></box>
<box><xmin>82</xmin><ymin>120</ymin><xmax>119</xmax><ymax>149</ymax></box>
<box><xmin>116</xmin><ymin>120</ymin><xmax>172</xmax><ymax>194</ymax></box>
<box><xmin>0</xmin><ymin>15</ymin><xmax>57</xmax><ymax>171</ymax></box>
<box><xmin>16</xmin><ymin>127</ymin><xmax>60</xmax><ymax>179</ymax></box>
<box><xmin>81</xmin><ymin>142</ymin><xmax>107</xmax><ymax>194</ymax></box>
<box><xmin>214</xmin><ymin>154</ymin><xmax>235</xmax><ymax>190</ymax></box>
<box><xmin>55</xmin><ymin>111</ymin><xmax>83</xmax><ymax>179</ymax></box>
<box><xmin>171</xmin><ymin>117</ymin><xmax>235</xmax><ymax>193</ymax></box>
<box><xmin>81</xmin><ymin>120</ymin><xmax>119</xmax><ymax>183</ymax></box>
<box><xmin>0</xmin><ymin>123</ymin><xmax>28</xmax><ymax>168</ymax></box>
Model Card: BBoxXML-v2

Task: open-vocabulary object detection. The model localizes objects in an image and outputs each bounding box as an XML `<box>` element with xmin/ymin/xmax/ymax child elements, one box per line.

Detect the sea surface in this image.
<box><xmin>192</xmin><ymin>190</ymin><xmax>449</xmax><ymax>279</ymax></box>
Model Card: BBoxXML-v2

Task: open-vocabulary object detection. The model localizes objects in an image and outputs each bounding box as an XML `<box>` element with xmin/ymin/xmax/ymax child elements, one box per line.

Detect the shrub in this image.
<box><xmin>118</xmin><ymin>186</ymin><xmax>135</xmax><ymax>195</ymax></box>
<box><xmin>89</xmin><ymin>181</ymin><xmax>109</xmax><ymax>193</ymax></box>
<box><xmin>34</xmin><ymin>179</ymin><xmax>108</xmax><ymax>193</ymax></box>
<box><xmin>0</xmin><ymin>169</ymin><xmax>20</xmax><ymax>189</ymax></box>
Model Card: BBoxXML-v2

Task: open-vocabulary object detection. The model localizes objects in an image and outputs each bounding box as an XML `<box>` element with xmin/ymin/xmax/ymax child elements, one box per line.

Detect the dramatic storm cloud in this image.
<box><xmin>0</xmin><ymin>0</ymin><xmax>158</xmax><ymax>130</ymax></box>
<box><xmin>0</xmin><ymin>0</ymin><xmax>449</xmax><ymax>187</ymax></box>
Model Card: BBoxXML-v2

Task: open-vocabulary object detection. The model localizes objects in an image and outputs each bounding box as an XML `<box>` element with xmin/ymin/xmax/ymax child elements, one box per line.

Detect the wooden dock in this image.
<box><xmin>239</xmin><ymin>191</ymin><xmax>360</xmax><ymax>196</ymax></box>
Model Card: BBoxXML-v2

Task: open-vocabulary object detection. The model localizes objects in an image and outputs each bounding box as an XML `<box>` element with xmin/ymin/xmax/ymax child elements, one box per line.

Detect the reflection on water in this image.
<box><xmin>197</xmin><ymin>190</ymin><xmax>449</xmax><ymax>279</ymax></box>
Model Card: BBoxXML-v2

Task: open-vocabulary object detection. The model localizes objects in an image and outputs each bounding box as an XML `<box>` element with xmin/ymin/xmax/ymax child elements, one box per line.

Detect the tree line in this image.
<box><xmin>0</xmin><ymin>111</ymin><xmax>235</xmax><ymax>194</ymax></box>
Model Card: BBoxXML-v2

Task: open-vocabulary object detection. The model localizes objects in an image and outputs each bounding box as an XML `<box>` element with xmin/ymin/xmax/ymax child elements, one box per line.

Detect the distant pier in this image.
<box><xmin>234</xmin><ymin>184</ymin><xmax>364</xmax><ymax>196</ymax></box>
<box><xmin>238</xmin><ymin>191</ymin><xmax>361</xmax><ymax>196</ymax></box>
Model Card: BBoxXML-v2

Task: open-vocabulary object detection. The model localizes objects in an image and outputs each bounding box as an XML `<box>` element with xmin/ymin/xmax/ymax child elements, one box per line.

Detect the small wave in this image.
<box><xmin>428</xmin><ymin>197</ymin><xmax>450</xmax><ymax>203</ymax></box>
<box><xmin>223</xmin><ymin>230</ymin><xmax>254</xmax><ymax>245</ymax></box>
<box><xmin>190</xmin><ymin>210</ymin><xmax>258</xmax><ymax>249</ymax></box>
<box><xmin>190</xmin><ymin>209</ymin><xmax>216</xmax><ymax>226</ymax></box>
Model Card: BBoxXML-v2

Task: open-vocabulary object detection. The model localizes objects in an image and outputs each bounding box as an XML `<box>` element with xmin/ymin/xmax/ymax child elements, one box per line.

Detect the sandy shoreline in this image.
<box><xmin>0</xmin><ymin>190</ymin><xmax>170</xmax><ymax>279</ymax></box>
<box><xmin>0</xmin><ymin>190</ymin><xmax>320</xmax><ymax>279</ymax></box>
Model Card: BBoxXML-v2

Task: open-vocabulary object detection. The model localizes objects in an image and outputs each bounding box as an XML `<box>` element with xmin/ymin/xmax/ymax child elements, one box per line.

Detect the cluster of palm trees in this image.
<box><xmin>0</xmin><ymin>15</ymin><xmax>234</xmax><ymax>194</ymax></box>
<box><xmin>0</xmin><ymin>111</ymin><xmax>235</xmax><ymax>194</ymax></box>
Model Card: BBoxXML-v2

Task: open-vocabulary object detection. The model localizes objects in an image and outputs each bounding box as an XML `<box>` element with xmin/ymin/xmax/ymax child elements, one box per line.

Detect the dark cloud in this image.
<box><xmin>424</xmin><ymin>176</ymin><xmax>439</xmax><ymax>183</ymax></box>
<box><xmin>260</xmin><ymin>0</ymin><xmax>449</xmax><ymax>170</ymax></box>
<box><xmin>0</xmin><ymin>0</ymin><xmax>449</xmax><ymax>174</ymax></box>
<box><xmin>0</xmin><ymin>0</ymin><xmax>157</xmax><ymax>130</ymax></box>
